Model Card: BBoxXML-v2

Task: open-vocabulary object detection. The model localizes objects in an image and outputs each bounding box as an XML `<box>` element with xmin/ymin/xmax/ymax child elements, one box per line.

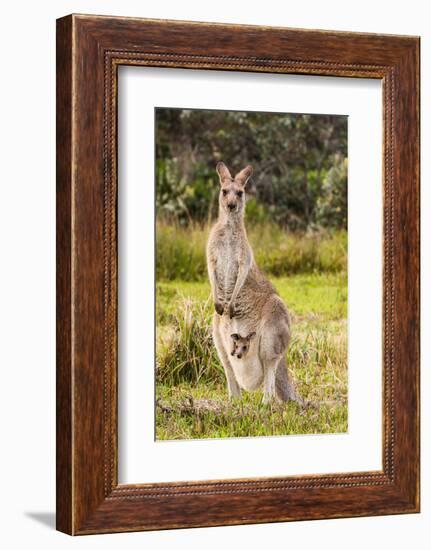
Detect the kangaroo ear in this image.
<box><xmin>247</xmin><ymin>332</ymin><xmax>256</xmax><ymax>341</ymax></box>
<box><xmin>235</xmin><ymin>165</ymin><xmax>253</xmax><ymax>187</ymax></box>
<box><xmin>230</xmin><ymin>333</ymin><xmax>240</xmax><ymax>341</ymax></box>
<box><xmin>216</xmin><ymin>161</ymin><xmax>232</xmax><ymax>182</ymax></box>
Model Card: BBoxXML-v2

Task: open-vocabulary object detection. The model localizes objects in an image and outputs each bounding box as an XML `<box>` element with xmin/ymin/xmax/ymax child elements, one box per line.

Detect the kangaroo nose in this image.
<box><xmin>228</xmin><ymin>203</ymin><xmax>236</xmax><ymax>211</ymax></box>
<box><xmin>237</xmin><ymin>354</ymin><xmax>242</xmax><ymax>359</ymax></box>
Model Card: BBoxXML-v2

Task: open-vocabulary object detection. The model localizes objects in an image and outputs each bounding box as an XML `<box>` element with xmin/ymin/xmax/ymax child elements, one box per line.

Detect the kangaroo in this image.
<box><xmin>230</xmin><ymin>332</ymin><xmax>256</xmax><ymax>359</ymax></box>
<box><xmin>207</xmin><ymin>161</ymin><xmax>300</xmax><ymax>404</ymax></box>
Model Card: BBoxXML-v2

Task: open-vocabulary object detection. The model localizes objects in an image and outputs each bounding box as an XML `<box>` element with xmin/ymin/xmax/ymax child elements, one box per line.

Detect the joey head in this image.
<box><xmin>230</xmin><ymin>332</ymin><xmax>256</xmax><ymax>359</ymax></box>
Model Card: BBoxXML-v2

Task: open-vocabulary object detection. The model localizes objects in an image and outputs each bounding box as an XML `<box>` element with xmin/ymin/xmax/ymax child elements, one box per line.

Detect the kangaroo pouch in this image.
<box><xmin>220</xmin><ymin>317</ymin><xmax>263</xmax><ymax>391</ymax></box>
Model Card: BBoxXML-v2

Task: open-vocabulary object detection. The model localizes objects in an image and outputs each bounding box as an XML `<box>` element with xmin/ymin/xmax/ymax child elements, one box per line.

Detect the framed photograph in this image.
<box><xmin>56</xmin><ymin>14</ymin><xmax>420</xmax><ymax>535</ymax></box>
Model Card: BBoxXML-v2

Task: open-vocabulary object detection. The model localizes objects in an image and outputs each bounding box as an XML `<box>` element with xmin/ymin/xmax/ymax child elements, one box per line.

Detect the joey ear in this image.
<box><xmin>216</xmin><ymin>161</ymin><xmax>232</xmax><ymax>182</ymax></box>
<box><xmin>247</xmin><ymin>331</ymin><xmax>256</xmax><ymax>341</ymax></box>
<box><xmin>230</xmin><ymin>333</ymin><xmax>240</xmax><ymax>341</ymax></box>
<box><xmin>235</xmin><ymin>165</ymin><xmax>253</xmax><ymax>187</ymax></box>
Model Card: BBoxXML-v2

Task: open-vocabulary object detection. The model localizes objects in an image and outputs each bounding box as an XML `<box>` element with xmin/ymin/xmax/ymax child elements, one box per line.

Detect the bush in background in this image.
<box><xmin>156</xmin><ymin>108</ymin><xmax>347</xmax><ymax>231</ymax></box>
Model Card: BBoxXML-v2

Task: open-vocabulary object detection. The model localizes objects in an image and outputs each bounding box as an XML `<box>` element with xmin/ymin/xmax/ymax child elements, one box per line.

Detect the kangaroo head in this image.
<box><xmin>230</xmin><ymin>331</ymin><xmax>256</xmax><ymax>359</ymax></box>
<box><xmin>216</xmin><ymin>162</ymin><xmax>253</xmax><ymax>217</ymax></box>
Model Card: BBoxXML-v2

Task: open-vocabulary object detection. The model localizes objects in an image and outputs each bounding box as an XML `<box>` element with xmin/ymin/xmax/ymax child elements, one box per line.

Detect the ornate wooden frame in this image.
<box><xmin>56</xmin><ymin>14</ymin><xmax>420</xmax><ymax>535</ymax></box>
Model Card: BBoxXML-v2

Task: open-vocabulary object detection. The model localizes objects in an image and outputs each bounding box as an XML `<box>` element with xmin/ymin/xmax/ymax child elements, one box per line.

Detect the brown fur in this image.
<box><xmin>207</xmin><ymin>162</ymin><xmax>301</xmax><ymax>403</ymax></box>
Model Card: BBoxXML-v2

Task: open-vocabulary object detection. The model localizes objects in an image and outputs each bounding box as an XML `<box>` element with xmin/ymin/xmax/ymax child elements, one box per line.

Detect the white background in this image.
<box><xmin>118</xmin><ymin>68</ymin><xmax>382</xmax><ymax>483</ymax></box>
<box><xmin>0</xmin><ymin>0</ymin><xmax>428</xmax><ymax>548</ymax></box>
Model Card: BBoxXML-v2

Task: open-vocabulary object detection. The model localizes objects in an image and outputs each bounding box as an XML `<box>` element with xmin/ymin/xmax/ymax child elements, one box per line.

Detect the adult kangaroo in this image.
<box><xmin>207</xmin><ymin>161</ymin><xmax>300</xmax><ymax>404</ymax></box>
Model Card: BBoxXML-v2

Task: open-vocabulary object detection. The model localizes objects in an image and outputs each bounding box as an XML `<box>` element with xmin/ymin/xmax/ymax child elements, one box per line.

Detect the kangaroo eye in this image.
<box><xmin>236</xmin><ymin>191</ymin><xmax>243</xmax><ymax>198</ymax></box>
<box><xmin>222</xmin><ymin>189</ymin><xmax>228</xmax><ymax>196</ymax></box>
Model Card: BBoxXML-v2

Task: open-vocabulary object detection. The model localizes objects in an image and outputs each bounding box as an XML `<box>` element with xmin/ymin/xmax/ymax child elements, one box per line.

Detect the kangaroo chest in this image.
<box><xmin>214</xmin><ymin>235</ymin><xmax>241</xmax><ymax>297</ymax></box>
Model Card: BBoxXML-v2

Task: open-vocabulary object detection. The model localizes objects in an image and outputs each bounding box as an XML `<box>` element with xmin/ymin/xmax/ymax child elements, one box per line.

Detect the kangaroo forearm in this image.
<box><xmin>208</xmin><ymin>263</ymin><xmax>219</xmax><ymax>301</ymax></box>
<box><xmin>232</xmin><ymin>249</ymin><xmax>252</xmax><ymax>302</ymax></box>
<box><xmin>230</xmin><ymin>263</ymin><xmax>249</xmax><ymax>303</ymax></box>
<box><xmin>209</xmin><ymin>265</ymin><xmax>225</xmax><ymax>315</ymax></box>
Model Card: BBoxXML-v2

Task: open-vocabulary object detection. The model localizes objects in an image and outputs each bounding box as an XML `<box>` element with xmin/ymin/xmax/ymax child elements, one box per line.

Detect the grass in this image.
<box><xmin>156</xmin><ymin>272</ymin><xmax>348</xmax><ymax>440</ymax></box>
<box><xmin>156</xmin><ymin>273</ymin><xmax>347</xmax><ymax>327</ymax></box>
<box><xmin>156</xmin><ymin>385</ymin><xmax>347</xmax><ymax>440</ymax></box>
<box><xmin>156</xmin><ymin>297</ymin><xmax>223</xmax><ymax>386</ymax></box>
<box><xmin>156</xmin><ymin>220</ymin><xmax>347</xmax><ymax>281</ymax></box>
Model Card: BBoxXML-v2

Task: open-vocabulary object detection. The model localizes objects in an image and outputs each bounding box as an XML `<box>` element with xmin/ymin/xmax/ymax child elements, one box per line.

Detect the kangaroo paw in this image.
<box><xmin>215</xmin><ymin>302</ymin><xmax>224</xmax><ymax>315</ymax></box>
<box><xmin>229</xmin><ymin>303</ymin><xmax>236</xmax><ymax>319</ymax></box>
<box><xmin>262</xmin><ymin>393</ymin><xmax>275</xmax><ymax>405</ymax></box>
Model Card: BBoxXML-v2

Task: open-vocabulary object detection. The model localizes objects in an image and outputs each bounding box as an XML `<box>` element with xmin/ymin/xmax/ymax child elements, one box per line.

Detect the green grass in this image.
<box><xmin>156</xmin><ymin>273</ymin><xmax>348</xmax><ymax>440</ymax></box>
<box><xmin>156</xmin><ymin>273</ymin><xmax>347</xmax><ymax>327</ymax></box>
<box><xmin>156</xmin><ymin>220</ymin><xmax>347</xmax><ymax>281</ymax></box>
<box><xmin>156</xmin><ymin>384</ymin><xmax>347</xmax><ymax>440</ymax></box>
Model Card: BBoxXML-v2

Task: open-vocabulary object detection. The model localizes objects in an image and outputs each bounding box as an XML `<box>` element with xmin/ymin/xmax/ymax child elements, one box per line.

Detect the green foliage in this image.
<box><xmin>244</xmin><ymin>197</ymin><xmax>271</xmax><ymax>225</ymax></box>
<box><xmin>156</xmin><ymin>108</ymin><xmax>347</xmax><ymax>230</ymax></box>
<box><xmin>316</xmin><ymin>153</ymin><xmax>348</xmax><ymax>228</ymax></box>
<box><xmin>156</xmin><ymin>221</ymin><xmax>347</xmax><ymax>281</ymax></box>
